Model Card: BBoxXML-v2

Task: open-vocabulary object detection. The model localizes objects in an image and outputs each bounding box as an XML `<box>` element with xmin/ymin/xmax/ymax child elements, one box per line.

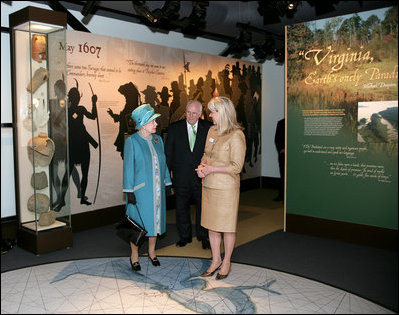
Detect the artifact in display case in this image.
<box><xmin>9</xmin><ymin>6</ymin><xmax>72</xmax><ymax>254</ymax></box>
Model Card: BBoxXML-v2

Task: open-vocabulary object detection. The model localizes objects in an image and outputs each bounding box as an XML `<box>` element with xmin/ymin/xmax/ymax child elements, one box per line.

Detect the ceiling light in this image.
<box><xmin>132</xmin><ymin>1</ymin><xmax>158</xmax><ymax>24</ymax></box>
<box><xmin>30</xmin><ymin>23</ymin><xmax>55</xmax><ymax>32</ymax></box>
<box><xmin>287</xmin><ymin>2</ymin><xmax>297</xmax><ymax>10</ymax></box>
<box><xmin>179</xmin><ymin>1</ymin><xmax>209</xmax><ymax>36</ymax></box>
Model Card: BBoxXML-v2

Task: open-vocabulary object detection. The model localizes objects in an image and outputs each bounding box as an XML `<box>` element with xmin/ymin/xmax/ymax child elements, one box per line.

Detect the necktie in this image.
<box><xmin>189</xmin><ymin>124</ymin><xmax>196</xmax><ymax>152</ymax></box>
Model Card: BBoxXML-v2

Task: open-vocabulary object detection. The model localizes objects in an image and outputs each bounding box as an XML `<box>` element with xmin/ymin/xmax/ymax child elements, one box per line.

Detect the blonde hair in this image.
<box><xmin>207</xmin><ymin>96</ymin><xmax>243</xmax><ymax>134</ymax></box>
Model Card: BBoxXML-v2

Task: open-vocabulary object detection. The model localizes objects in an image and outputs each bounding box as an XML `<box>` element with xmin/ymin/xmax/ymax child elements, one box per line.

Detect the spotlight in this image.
<box><xmin>224</xmin><ymin>25</ymin><xmax>253</xmax><ymax>59</ymax></box>
<box><xmin>285</xmin><ymin>1</ymin><xmax>298</xmax><ymax>18</ymax></box>
<box><xmin>287</xmin><ymin>1</ymin><xmax>299</xmax><ymax>10</ymax></box>
<box><xmin>187</xmin><ymin>1</ymin><xmax>208</xmax><ymax>27</ymax></box>
<box><xmin>180</xmin><ymin>1</ymin><xmax>209</xmax><ymax>36</ymax></box>
<box><xmin>258</xmin><ymin>1</ymin><xmax>300</xmax><ymax>24</ymax></box>
<box><xmin>81</xmin><ymin>1</ymin><xmax>98</xmax><ymax>17</ymax></box>
<box><xmin>81</xmin><ymin>1</ymin><xmax>99</xmax><ymax>25</ymax></box>
<box><xmin>160</xmin><ymin>1</ymin><xmax>181</xmax><ymax>20</ymax></box>
<box><xmin>132</xmin><ymin>1</ymin><xmax>158</xmax><ymax>24</ymax></box>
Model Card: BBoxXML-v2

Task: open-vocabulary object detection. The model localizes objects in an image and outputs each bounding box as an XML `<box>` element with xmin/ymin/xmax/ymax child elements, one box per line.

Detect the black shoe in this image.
<box><xmin>80</xmin><ymin>196</ymin><xmax>92</xmax><ymax>205</ymax></box>
<box><xmin>176</xmin><ymin>239</ymin><xmax>192</xmax><ymax>247</ymax></box>
<box><xmin>201</xmin><ymin>239</ymin><xmax>210</xmax><ymax>249</ymax></box>
<box><xmin>130</xmin><ymin>259</ymin><xmax>141</xmax><ymax>271</ymax></box>
<box><xmin>53</xmin><ymin>200</ymin><xmax>65</xmax><ymax>212</ymax></box>
<box><xmin>148</xmin><ymin>255</ymin><xmax>161</xmax><ymax>266</ymax></box>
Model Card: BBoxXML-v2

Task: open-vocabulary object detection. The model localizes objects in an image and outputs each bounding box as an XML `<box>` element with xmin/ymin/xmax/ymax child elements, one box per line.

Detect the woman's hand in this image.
<box><xmin>195</xmin><ymin>163</ymin><xmax>212</xmax><ymax>178</ymax></box>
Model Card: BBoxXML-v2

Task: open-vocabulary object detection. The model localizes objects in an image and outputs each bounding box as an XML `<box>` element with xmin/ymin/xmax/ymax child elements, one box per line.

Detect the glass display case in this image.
<box><xmin>9</xmin><ymin>6</ymin><xmax>72</xmax><ymax>254</ymax></box>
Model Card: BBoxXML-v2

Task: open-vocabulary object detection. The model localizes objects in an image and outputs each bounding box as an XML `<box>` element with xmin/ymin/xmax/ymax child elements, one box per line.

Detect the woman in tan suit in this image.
<box><xmin>196</xmin><ymin>96</ymin><xmax>246</xmax><ymax>280</ymax></box>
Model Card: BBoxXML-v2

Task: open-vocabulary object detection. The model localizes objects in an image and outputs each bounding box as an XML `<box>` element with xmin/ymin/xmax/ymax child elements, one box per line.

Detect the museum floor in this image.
<box><xmin>1</xmin><ymin>189</ymin><xmax>397</xmax><ymax>314</ymax></box>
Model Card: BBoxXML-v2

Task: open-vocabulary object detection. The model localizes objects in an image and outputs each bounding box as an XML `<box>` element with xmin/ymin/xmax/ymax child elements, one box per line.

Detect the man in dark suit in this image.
<box><xmin>165</xmin><ymin>100</ymin><xmax>213</xmax><ymax>249</ymax></box>
<box><xmin>274</xmin><ymin>118</ymin><xmax>285</xmax><ymax>201</ymax></box>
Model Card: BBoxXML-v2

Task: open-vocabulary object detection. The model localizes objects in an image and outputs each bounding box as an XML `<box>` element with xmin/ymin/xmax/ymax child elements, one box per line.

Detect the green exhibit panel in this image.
<box><xmin>286</xmin><ymin>6</ymin><xmax>398</xmax><ymax>230</ymax></box>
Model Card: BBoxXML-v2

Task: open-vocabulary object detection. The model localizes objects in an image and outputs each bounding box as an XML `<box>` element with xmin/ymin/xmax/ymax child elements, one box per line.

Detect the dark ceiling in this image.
<box><xmin>42</xmin><ymin>1</ymin><xmax>397</xmax><ymax>63</ymax></box>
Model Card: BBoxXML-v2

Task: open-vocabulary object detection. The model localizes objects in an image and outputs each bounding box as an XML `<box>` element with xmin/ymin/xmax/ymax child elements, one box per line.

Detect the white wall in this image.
<box><xmin>1</xmin><ymin>1</ymin><xmax>283</xmax><ymax>218</ymax></box>
<box><xmin>261</xmin><ymin>61</ymin><xmax>285</xmax><ymax>178</ymax></box>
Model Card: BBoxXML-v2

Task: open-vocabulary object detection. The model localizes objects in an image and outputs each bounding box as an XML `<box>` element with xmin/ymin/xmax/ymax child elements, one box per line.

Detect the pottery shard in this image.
<box><xmin>30</xmin><ymin>171</ymin><xmax>48</xmax><ymax>190</ymax></box>
<box><xmin>26</xmin><ymin>67</ymin><xmax>48</xmax><ymax>93</ymax></box>
<box><xmin>38</xmin><ymin>210</ymin><xmax>56</xmax><ymax>226</ymax></box>
<box><xmin>31</xmin><ymin>34</ymin><xmax>47</xmax><ymax>63</ymax></box>
<box><xmin>27</xmin><ymin>132</ymin><xmax>55</xmax><ymax>167</ymax></box>
<box><xmin>27</xmin><ymin>193</ymin><xmax>50</xmax><ymax>213</ymax></box>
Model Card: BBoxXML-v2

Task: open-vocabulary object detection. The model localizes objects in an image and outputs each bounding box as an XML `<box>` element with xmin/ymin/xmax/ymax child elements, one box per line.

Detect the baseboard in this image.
<box><xmin>241</xmin><ymin>177</ymin><xmax>261</xmax><ymax>192</ymax></box>
<box><xmin>261</xmin><ymin>176</ymin><xmax>280</xmax><ymax>189</ymax></box>
<box><xmin>1</xmin><ymin>216</ymin><xmax>18</xmax><ymax>240</ymax></box>
<box><xmin>286</xmin><ymin>213</ymin><xmax>398</xmax><ymax>251</ymax></box>
<box><xmin>71</xmin><ymin>205</ymin><xmax>126</xmax><ymax>233</ymax></box>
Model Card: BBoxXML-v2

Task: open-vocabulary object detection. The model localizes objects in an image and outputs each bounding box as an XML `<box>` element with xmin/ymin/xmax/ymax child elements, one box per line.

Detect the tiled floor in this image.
<box><xmin>1</xmin><ymin>256</ymin><xmax>394</xmax><ymax>314</ymax></box>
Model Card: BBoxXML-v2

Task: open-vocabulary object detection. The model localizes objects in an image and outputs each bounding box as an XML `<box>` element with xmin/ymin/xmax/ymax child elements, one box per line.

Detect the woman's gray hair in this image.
<box><xmin>207</xmin><ymin>96</ymin><xmax>243</xmax><ymax>134</ymax></box>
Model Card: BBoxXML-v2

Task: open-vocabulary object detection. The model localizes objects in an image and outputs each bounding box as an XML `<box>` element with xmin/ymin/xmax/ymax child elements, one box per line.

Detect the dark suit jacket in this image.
<box><xmin>165</xmin><ymin>118</ymin><xmax>213</xmax><ymax>188</ymax></box>
<box><xmin>274</xmin><ymin>118</ymin><xmax>285</xmax><ymax>154</ymax></box>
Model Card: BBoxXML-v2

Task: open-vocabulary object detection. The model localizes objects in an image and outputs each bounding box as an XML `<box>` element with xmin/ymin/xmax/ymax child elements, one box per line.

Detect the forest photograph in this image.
<box><xmin>287</xmin><ymin>6</ymin><xmax>397</xmax><ymax>140</ymax></box>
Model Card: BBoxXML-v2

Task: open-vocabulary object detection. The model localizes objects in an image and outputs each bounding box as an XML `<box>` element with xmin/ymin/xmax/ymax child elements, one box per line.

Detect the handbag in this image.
<box><xmin>116</xmin><ymin>204</ymin><xmax>147</xmax><ymax>247</ymax></box>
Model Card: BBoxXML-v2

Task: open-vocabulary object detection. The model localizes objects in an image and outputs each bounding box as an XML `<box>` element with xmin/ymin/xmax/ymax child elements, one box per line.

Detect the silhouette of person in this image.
<box><xmin>193</xmin><ymin>77</ymin><xmax>208</xmax><ymax>119</ymax></box>
<box><xmin>170</xmin><ymin>81</ymin><xmax>182</xmax><ymax>123</ymax></box>
<box><xmin>236</xmin><ymin>80</ymin><xmax>249</xmax><ymax>172</ymax></box>
<box><xmin>141</xmin><ymin>84</ymin><xmax>167</xmax><ymax>136</ymax></box>
<box><xmin>202</xmin><ymin>70</ymin><xmax>215</xmax><ymax>112</ymax></box>
<box><xmin>221</xmin><ymin>64</ymin><xmax>232</xmax><ymax>97</ymax></box>
<box><xmin>188</xmin><ymin>79</ymin><xmax>196</xmax><ymax>100</ymax></box>
<box><xmin>107</xmin><ymin>82</ymin><xmax>140</xmax><ymax>158</ymax></box>
<box><xmin>246</xmin><ymin>68</ymin><xmax>262</xmax><ymax>166</ymax></box>
<box><xmin>49</xmin><ymin>78</ymin><xmax>68</xmax><ymax>211</ymax></box>
<box><xmin>192</xmin><ymin>77</ymin><xmax>204</xmax><ymax>104</ymax></box>
<box><xmin>157</xmin><ymin>86</ymin><xmax>172</xmax><ymax>138</ymax></box>
<box><xmin>274</xmin><ymin>118</ymin><xmax>285</xmax><ymax>201</ymax></box>
<box><xmin>59</xmin><ymin>80</ymin><xmax>98</xmax><ymax>207</ymax></box>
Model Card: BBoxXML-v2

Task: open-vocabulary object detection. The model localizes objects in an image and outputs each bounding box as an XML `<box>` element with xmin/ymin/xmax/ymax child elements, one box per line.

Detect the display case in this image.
<box><xmin>9</xmin><ymin>6</ymin><xmax>72</xmax><ymax>254</ymax></box>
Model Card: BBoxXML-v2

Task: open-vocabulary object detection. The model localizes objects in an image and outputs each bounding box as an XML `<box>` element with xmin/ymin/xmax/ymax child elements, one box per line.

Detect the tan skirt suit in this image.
<box><xmin>201</xmin><ymin>126</ymin><xmax>246</xmax><ymax>232</ymax></box>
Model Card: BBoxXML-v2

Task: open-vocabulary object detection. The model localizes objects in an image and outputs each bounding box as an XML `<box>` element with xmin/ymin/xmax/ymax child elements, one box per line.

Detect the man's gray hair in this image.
<box><xmin>186</xmin><ymin>100</ymin><xmax>203</xmax><ymax>112</ymax></box>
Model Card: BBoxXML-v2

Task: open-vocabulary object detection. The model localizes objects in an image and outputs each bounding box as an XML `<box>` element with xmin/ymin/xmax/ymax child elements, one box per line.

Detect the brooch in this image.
<box><xmin>154</xmin><ymin>138</ymin><xmax>159</xmax><ymax>144</ymax></box>
<box><xmin>209</xmin><ymin>138</ymin><xmax>215</xmax><ymax>143</ymax></box>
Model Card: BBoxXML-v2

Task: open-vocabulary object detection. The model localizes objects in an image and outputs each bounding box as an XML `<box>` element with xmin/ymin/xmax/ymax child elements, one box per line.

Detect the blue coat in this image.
<box><xmin>123</xmin><ymin>132</ymin><xmax>172</xmax><ymax>236</ymax></box>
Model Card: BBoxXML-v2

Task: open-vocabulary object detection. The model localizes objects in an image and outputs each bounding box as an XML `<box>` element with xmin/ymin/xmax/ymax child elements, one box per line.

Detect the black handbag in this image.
<box><xmin>116</xmin><ymin>204</ymin><xmax>147</xmax><ymax>247</ymax></box>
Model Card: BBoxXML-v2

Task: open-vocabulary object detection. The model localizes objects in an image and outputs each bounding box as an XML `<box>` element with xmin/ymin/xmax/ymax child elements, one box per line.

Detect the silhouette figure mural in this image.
<box><xmin>107</xmin><ymin>82</ymin><xmax>140</xmax><ymax>158</ymax></box>
<box><xmin>157</xmin><ymin>86</ymin><xmax>172</xmax><ymax>138</ymax></box>
<box><xmin>64</xmin><ymin>61</ymin><xmax>261</xmax><ymax>212</ymax></box>
<box><xmin>170</xmin><ymin>80</ymin><xmax>183</xmax><ymax>123</ymax></box>
<box><xmin>58</xmin><ymin>79</ymin><xmax>98</xmax><ymax>207</ymax></box>
<box><xmin>140</xmin><ymin>84</ymin><xmax>168</xmax><ymax>137</ymax></box>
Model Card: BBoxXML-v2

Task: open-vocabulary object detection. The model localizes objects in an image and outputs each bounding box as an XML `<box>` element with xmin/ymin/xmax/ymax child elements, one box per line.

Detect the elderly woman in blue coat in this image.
<box><xmin>123</xmin><ymin>104</ymin><xmax>172</xmax><ymax>271</ymax></box>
